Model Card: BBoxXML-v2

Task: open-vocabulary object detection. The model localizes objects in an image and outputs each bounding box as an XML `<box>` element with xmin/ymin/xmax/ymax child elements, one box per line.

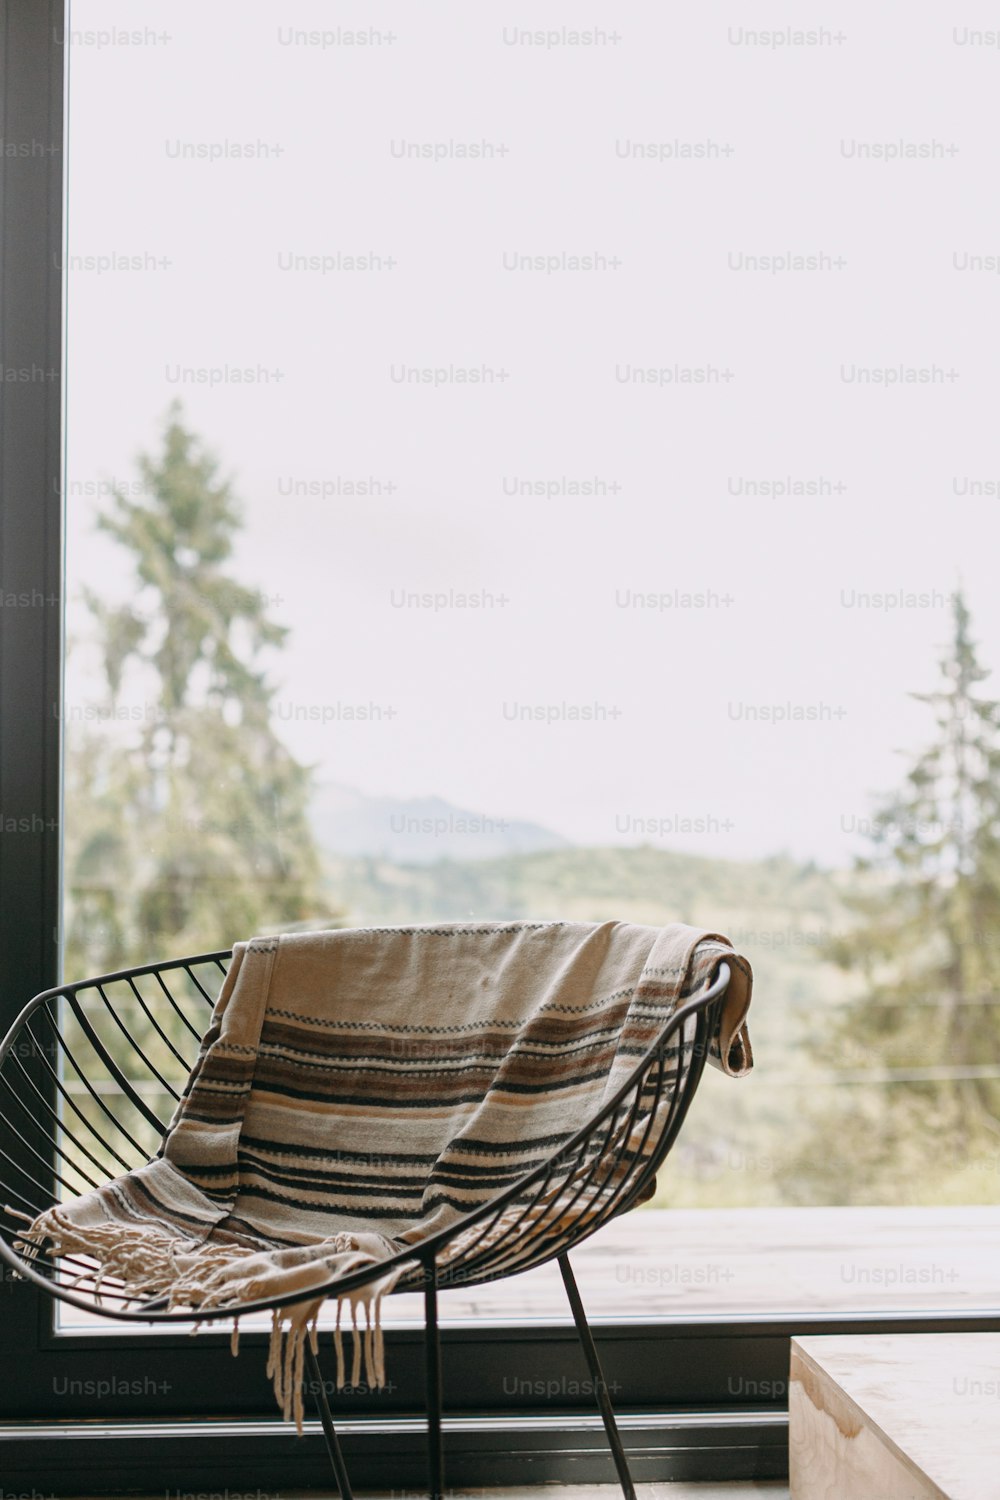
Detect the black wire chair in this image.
<box><xmin>0</xmin><ymin>949</ymin><xmax>731</xmax><ymax>1500</ymax></box>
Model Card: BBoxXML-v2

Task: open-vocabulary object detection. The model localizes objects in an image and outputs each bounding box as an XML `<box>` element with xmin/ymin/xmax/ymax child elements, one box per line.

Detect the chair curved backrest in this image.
<box><xmin>0</xmin><ymin>950</ymin><xmax>730</xmax><ymax>1323</ymax></box>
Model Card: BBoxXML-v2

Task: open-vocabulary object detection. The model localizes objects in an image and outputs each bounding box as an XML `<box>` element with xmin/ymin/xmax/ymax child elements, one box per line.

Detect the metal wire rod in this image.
<box><xmin>558</xmin><ymin>1252</ymin><xmax>636</xmax><ymax>1500</ymax></box>
<box><xmin>304</xmin><ymin>1342</ymin><xmax>354</xmax><ymax>1500</ymax></box>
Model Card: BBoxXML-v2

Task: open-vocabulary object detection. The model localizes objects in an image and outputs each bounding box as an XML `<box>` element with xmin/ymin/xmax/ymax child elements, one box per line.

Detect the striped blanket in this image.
<box><xmin>19</xmin><ymin>920</ymin><xmax>752</xmax><ymax>1428</ymax></box>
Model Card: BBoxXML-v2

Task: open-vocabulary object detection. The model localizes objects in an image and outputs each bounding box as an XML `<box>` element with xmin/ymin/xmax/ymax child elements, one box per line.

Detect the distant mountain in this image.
<box><xmin>310</xmin><ymin>783</ymin><xmax>571</xmax><ymax>865</ymax></box>
<box><xmin>319</xmin><ymin>841</ymin><xmax>845</xmax><ymax>976</ymax></box>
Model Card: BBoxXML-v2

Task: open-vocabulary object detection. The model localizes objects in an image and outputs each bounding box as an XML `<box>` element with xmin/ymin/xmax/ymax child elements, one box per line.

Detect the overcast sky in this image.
<box><xmin>63</xmin><ymin>0</ymin><xmax>1000</xmax><ymax>866</ymax></box>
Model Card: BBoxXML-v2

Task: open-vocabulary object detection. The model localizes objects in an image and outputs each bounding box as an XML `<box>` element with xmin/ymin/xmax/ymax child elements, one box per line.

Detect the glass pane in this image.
<box><xmin>59</xmin><ymin>0</ymin><xmax>1000</xmax><ymax>1331</ymax></box>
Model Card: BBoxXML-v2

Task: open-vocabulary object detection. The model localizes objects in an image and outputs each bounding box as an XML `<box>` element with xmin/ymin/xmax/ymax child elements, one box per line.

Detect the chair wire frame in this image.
<box><xmin>0</xmin><ymin>951</ymin><xmax>731</xmax><ymax>1500</ymax></box>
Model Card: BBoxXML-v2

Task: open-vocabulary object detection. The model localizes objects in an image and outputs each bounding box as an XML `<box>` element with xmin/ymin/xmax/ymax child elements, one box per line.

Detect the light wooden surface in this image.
<box><xmin>59</xmin><ymin>1205</ymin><xmax>1000</xmax><ymax>1331</ymax></box>
<box><xmin>384</xmin><ymin>1205</ymin><xmax>1000</xmax><ymax>1325</ymax></box>
<box><xmin>789</xmin><ymin>1334</ymin><xmax>1000</xmax><ymax>1500</ymax></box>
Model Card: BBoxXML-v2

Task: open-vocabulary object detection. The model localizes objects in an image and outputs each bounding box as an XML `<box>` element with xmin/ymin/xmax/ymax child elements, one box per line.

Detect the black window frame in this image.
<box><xmin>1</xmin><ymin>5</ymin><xmax>998</xmax><ymax>1489</ymax></box>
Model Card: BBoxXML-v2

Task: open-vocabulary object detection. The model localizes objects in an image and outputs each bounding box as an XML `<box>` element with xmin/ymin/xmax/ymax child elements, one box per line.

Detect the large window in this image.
<box><xmin>63</xmin><ymin>0</ymin><xmax>1000</xmax><ymax>1220</ymax></box>
<box><xmin>3</xmin><ymin>0</ymin><xmax>999</xmax><ymax>1489</ymax></box>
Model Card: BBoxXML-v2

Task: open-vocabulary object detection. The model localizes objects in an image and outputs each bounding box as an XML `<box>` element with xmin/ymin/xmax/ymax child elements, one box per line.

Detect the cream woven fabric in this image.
<box><xmin>19</xmin><ymin>920</ymin><xmax>753</xmax><ymax>1428</ymax></box>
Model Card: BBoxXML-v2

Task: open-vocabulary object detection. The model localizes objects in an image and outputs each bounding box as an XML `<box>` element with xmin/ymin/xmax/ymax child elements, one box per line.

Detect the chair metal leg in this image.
<box><xmin>558</xmin><ymin>1252</ymin><xmax>637</xmax><ymax>1500</ymax></box>
<box><xmin>305</xmin><ymin>1342</ymin><xmax>354</xmax><ymax>1500</ymax></box>
<box><xmin>424</xmin><ymin>1254</ymin><xmax>445</xmax><ymax>1500</ymax></box>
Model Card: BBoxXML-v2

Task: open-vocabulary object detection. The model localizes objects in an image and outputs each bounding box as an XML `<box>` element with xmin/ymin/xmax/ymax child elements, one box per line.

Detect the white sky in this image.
<box><xmin>63</xmin><ymin>0</ymin><xmax>1000</xmax><ymax>866</ymax></box>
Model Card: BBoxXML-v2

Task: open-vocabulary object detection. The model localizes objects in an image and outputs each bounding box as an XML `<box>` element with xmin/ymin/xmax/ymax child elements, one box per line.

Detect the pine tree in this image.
<box><xmin>792</xmin><ymin>591</ymin><xmax>1000</xmax><ymax>1203</ymax></box>
<box><xmin>64</xmin><ymin>403</ymin><xmax>336</xmax><ymax>973</ymax></box>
